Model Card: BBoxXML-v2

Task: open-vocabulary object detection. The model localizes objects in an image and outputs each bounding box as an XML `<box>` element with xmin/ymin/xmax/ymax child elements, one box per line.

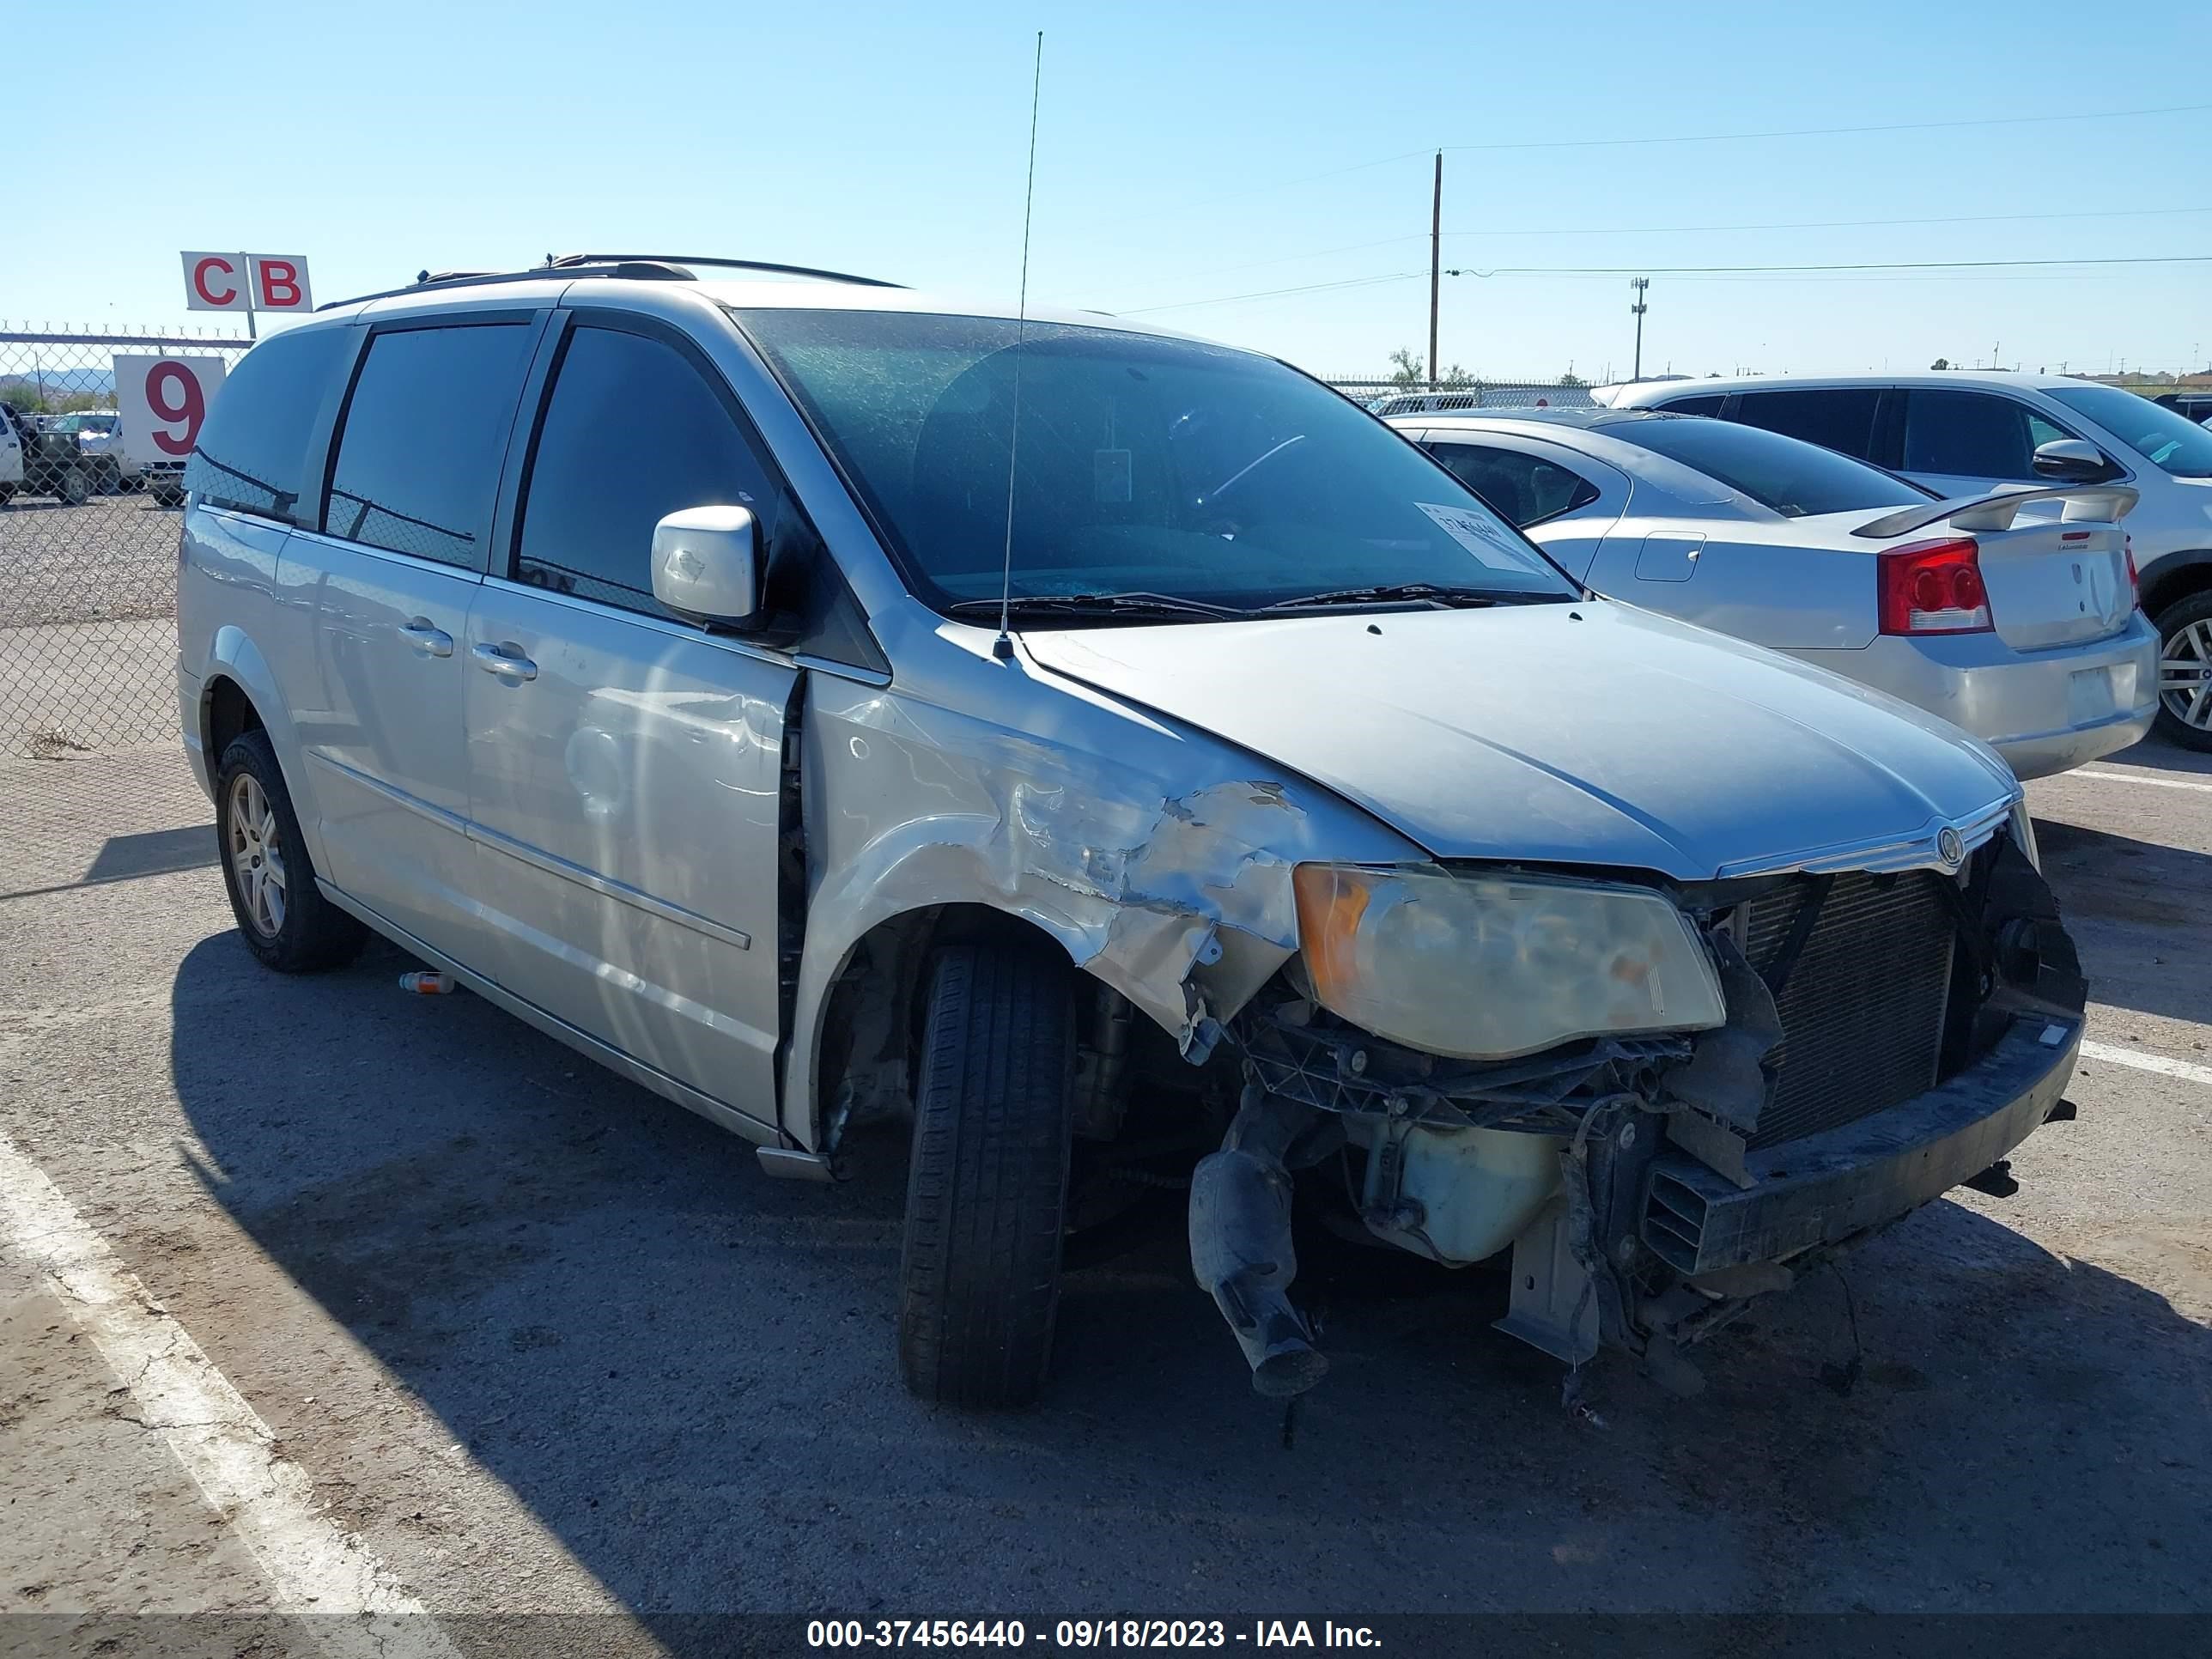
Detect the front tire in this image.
<box><xmin>215</xmin><ymin>731</ymin><xmax>367</xmax><ymax>972</ymax></box>
<box><xmin>2153</xmin><ymin>591</ymin><xmax>2212</xmax><ymax>752</ymax></box>
<box><xmin>897</xmin><ymin>940</ymin><xmax>1076</xmax><ymax>1407</ymax></box>
<box><xmin>56</xmin><ymin>465</ymin><xmax>89</xmax><ymax>507</ymax></box>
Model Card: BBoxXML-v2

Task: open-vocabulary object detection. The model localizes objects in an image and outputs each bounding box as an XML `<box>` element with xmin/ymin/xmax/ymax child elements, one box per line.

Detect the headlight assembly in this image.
<box><xmin>1291</xmin><ymin>865</ymin><xmax>1727</xmax><ymax>1060</ymax></box>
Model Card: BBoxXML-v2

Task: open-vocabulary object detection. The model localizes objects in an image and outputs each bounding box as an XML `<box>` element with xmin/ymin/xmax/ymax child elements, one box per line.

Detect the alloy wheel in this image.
<box><xmin>2162</xmin><ymin>619</ymin><xmax>2212</xmax><ymax>732</ymax></box>
<box><xmin>227</xmin><ymin>774</ymin><xmax>288</xmax><ymax>937</ymax></box>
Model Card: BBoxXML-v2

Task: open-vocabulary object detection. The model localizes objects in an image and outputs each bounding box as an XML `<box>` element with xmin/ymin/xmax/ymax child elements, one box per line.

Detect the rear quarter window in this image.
<box><xmin>185</xmin><ymin>326</ymin><xmax>352</xmax><ymax>524</ymax></box>
<box><xmin>1729</xmin><ymin>388</ymin><xmax>1882</xmax><ymax>460</ymax></box>
<box><xmin>1602</xmin><ymin>416</ymin><xmax>1929</xmax><ymax>517</ymax></box>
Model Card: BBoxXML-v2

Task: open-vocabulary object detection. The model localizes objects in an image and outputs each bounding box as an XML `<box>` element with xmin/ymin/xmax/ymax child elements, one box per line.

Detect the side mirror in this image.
<box><xmin>651</xmin><ymin>505</ymin><xmax>759</xmax><ymax>626</ymax></box>
<box><xmin>2032</xmin><ymin>438</ymin><xmax>2112</xmax><ymax>484</ymax></box>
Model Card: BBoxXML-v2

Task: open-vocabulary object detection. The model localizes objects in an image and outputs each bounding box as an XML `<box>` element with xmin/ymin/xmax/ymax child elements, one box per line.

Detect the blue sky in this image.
<box><xmin>15</xmin><ymin>0</ymin><xmax>2209</xmax><ymax>380</ymax></box>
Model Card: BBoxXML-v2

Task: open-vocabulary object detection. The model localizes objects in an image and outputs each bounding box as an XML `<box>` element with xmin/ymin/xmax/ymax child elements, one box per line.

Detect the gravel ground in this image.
<box><xmin>0</xmin><ymin>496</ymin><xmax>182</xmax><ymax>629</ymax></box>
<box><xmin>0</xmin><ymin>737</ymin><xmax>2207</xmax><ymax>1652</ymax></box>
<box><xmin>0</xmin><ymin>496</ymin><xmax>181</xmax><ymax>756</ymax></box>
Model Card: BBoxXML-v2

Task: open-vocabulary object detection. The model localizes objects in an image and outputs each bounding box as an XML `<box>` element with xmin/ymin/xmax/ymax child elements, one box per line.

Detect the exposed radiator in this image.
<box><xmin>1738</xmin><ymin>870</ymin><xmax>1956</xmax><ymax>1150</ymax></box>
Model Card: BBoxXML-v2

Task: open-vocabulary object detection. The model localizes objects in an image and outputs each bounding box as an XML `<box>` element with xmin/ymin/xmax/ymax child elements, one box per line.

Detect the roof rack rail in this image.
<box><xmin>319</xmin><ymin>253</ymin><xmax>903</xmax><ymax>313</ymax></box>
<box><xmin>547</xmin><ymin>253</ymin><xmax>904</xmax><ymax>289</ymax></box>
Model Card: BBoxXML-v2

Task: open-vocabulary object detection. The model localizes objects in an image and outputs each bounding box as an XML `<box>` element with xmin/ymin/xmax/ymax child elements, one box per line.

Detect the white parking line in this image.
<box><xmin>2072</xmin><ymin>769</ymin><xmax>2212</xmax><ymax>793</ymax></box>
<box><xmin>0</xmin><ymin>1128</ymin><xmax>462</xmax><ymax>1658</ymax></box>
<box><xmin>2080</xmin><ymin>1038</ymin><xmax>2212</xmax><ymax>1089</ymax></box>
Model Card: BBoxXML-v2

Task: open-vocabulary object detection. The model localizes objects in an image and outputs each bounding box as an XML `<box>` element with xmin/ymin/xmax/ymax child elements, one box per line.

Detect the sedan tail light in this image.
<box><xmin>1877</xmin><ymin>537</ymin><xmax>1992</xmax><ymax>636</ymax></box>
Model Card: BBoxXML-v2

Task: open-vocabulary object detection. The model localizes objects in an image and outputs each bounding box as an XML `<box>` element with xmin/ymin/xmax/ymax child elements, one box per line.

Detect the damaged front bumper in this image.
<box><xmin>1642</xmin><ymin>1012</ymin><xmax>2079</xmax><ymax>1278</ymax></box>
<box><xmin>1189</xmin><ymin>829</ymin><xmax>2087</xmax><ymax>1394</ymax></box>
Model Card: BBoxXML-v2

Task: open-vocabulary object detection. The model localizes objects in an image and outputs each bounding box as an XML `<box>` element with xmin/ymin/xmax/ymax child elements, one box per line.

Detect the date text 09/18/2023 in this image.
<box><xmin>806</xmin><ymin>1621</ymin><xmax>1383</xmax><ymax>1650</ymax></box>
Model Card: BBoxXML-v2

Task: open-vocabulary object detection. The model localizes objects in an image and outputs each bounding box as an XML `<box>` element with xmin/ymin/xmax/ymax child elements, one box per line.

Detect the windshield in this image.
<box><xmin>2046</xmin><ymin>384</ymin><xmax>2212</xmax><ymax>478</ymax></box>
<box><xmin>735</xmin><ymin>309</ymin><xmax>1574</xmax><ymax>615</ymax></box>
<box><xmin>1599</xmin><ymin>415</ymin><xmax>1931</xmax><ymax>516</ymax></box>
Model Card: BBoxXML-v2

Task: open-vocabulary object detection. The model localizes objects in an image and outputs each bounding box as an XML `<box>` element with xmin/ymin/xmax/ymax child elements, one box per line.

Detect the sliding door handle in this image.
<box><xmin>471</xmin><ymin>641</ymin><xmax>538</xmax><ymax>683</ymax></box>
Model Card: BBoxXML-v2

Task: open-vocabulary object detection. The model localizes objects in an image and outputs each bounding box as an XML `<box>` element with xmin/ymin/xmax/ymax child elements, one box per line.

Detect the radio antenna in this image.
<box><xmin>992</xmin><ymin>30</ymin><xmax>1044</xmax><ymax>663</ymax></box>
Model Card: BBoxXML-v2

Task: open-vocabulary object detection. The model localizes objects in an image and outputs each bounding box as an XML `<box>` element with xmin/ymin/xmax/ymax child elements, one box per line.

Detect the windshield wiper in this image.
<box><xmin>944</xmin><ymin>592</ymin><xmax>1249</xmax><ymax>623</ymax></box>
<box><xmin>1255</xmin><ymin>582</ymin><xmax>1563</xmax><ymax>612</ymax></box>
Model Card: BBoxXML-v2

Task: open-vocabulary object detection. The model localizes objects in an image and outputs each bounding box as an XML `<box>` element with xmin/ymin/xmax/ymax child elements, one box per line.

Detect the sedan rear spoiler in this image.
<box><xmin>1852</xmin><ymin>483</ymin><xmax>2138</xmax><ymax>539</ymax></box>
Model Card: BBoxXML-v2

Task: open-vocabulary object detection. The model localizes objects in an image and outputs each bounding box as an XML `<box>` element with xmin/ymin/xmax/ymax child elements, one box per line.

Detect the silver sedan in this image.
<box><xmin>1390</xmin><ymin>410</ymin><xmax>2159</xmax><ymax>780</ymax></box>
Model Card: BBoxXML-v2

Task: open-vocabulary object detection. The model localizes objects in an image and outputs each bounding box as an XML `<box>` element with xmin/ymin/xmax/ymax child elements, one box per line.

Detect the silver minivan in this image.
<box><xmin>176</xmin><ymin>258</ymin><xmax>2087</xmax><ymax>1406</ymax></box>
<box><xmin>1606</xmin><ymin>373</ymin><xmax>2212</xmax><ymax>751</ymax></box>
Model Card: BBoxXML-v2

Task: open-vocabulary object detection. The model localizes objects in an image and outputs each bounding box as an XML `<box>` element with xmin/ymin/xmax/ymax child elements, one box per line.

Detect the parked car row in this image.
<box><xmin>0</xmin><ymin>404</ymin><xmax>186</xmax><ymax>507</ymax></box>
<box><xmin>1388</xmin><ymin>406</ymin><xmax>2157</xmax><ymax>777</ymax></box>
<box><xmin>174</xmin><ymin>258</ymin><xmax>2087</xmax><ymax>1411</ymax></box>
<box><xmin>1594</xmin><ymin>373</ymin><xmax>2212</xmax><ymax>751</ymax></box>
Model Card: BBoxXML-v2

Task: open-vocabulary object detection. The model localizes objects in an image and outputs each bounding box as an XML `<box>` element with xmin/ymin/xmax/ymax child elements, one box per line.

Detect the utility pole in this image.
<box><xmin>1630</xmin><ymin>277</ymin><xmax>1650</xmax><ymax>381</ymax></box>
<box><xmin>1428</xmin><ymin>150</ymin><xmax>1443</xmax><ymax>390</ymax></box>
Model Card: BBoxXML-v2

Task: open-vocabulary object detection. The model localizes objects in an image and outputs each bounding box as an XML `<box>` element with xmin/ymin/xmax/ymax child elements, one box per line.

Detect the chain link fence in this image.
<box><xmin>2</xmin><ymin>326</ymin><xmax>252</xmax><ymax>757</ymax></box>
<box><xmin>1323</xmin><ymin>376</ymin><xmax>1603</xmax><ymax>412</ymax></box>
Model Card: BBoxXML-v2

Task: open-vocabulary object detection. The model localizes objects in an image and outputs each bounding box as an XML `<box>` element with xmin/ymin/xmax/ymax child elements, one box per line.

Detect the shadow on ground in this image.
<box><xmin>165</xmin><ymin>932</ymin><xmax>2212</xmax><ymax>1627</ymax></box>
<box><xmin>2090</xmin><ymin>733</ymin><xmax>2212</xmax><ymax>778</ymax></box>
<box><xmin>2031</xmin><ymin>818</ymin><xmax>2212</xmax><ymax>1027</ymax></box>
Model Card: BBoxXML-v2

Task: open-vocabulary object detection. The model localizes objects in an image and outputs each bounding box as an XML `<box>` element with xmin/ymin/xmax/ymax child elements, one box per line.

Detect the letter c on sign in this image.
<box><xmin>192</xmin><ymin>257</ymin><xmax>239</xmax><ymax>307</ymax></box>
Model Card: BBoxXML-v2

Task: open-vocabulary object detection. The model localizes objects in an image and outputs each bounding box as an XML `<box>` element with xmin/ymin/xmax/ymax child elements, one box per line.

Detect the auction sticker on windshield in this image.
<box><xmin>1416</xmin><ymin>501</ymin><xmax>1544</xmax><ymax>573</ymax></box>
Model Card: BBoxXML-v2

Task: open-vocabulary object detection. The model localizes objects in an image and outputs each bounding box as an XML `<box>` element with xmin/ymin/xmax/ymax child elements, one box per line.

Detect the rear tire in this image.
<box><xmin>2153</xmin><ymin>591</ymin><xmax>2212</xmax><ymax>752</ymax></box>
<box><xmin>897</xmin><ymin>940</ymin><xmax>1076</xmax><ymax>1407</ymax></box>
<box><xmin>215</xmin><ymin>731</ymin><xmax>368</xmax><ymax>972</ymax></box>
<box><xmin>56</xmin><ymin>465</ymin><xmax>88</xmax><ymax>507</ymax></box>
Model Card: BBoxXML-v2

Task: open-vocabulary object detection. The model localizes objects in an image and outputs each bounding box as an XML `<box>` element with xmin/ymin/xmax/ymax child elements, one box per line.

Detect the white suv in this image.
<box><xmin>175</xmin><ymin>258</ymin><xmax>2086</xmax><ymax>1405</ymax></box>
<box><xmin>1604</xmin><ymin>373</ymin><xmax>2212</xmax><ymax>750</ymax></box>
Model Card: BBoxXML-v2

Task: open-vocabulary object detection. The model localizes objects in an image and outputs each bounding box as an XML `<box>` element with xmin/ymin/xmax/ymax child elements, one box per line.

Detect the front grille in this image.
<box><xmin>1738</xmin><ymin>871</ymin><xmax>1956</xmax><ymax>1150</ymax></box>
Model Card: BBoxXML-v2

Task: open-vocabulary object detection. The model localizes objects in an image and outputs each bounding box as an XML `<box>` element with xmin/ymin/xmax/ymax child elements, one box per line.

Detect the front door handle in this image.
<box><xmin>471</xmin><ymin>641</ymin><xmax>538</xmax><ymax>683</ymax></box>
<box><xmin>399</xmin><ymin>618</ymin><xmax>454</xmax><ymax>659</ymax></box>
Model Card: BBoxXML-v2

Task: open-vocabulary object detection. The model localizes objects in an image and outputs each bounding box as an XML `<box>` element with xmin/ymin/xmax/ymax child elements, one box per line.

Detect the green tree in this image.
<box><xmin>1929</xmin><ymin>357</ymin><xmax>1950</xmax><ymax>371</ymax></box>
<box><xmin>1388</xmin><ymin>348</ymin><xmax>1475</xmax><ymax>390</ymax></box>
<box><xmin>1</xmin><ymin>385</ymin><xmax>47</xmax><ymax>415</ymax></box>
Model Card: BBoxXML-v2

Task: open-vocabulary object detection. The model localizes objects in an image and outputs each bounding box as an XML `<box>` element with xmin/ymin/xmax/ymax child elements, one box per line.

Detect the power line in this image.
<box><xmin>1436</xmin><ymin>101</ymin><xmax>2212</xmax><ymax>154</ymax></box>
<box><xmin>1108</xmin><ymin>204</ymin><xmax>2212</xmax><ymax>294</ymax></box>
<box><xmin>1125</xmin><ymin>253</ymin><xmax>2212</xmax><ymax>314</ymax></box>
<box><xmin>1448</xmin><ymin>254</ymin><xmax>2212</xmax><ymax>278</ymax></box>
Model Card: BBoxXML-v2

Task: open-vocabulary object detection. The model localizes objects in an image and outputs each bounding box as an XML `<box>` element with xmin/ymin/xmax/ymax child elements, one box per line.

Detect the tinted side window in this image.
<box><xmin>1429</xmin><ymin>442</ymin><xmax>1599</xmax><ymax>527</ymax></box>
<box><xmin>1657</xmin><ymin>393</ymin><xmax>1725</xmax><ymax>416</ymax></box>
<box><xmin>186</xmin><ymin>325</ymin><xmax>350</xmax><ymax>524</ymax></box>
<box><xmin>514</xmin><ymin>324</ymin><xmax>776</xmax><ymax>618</ymax></box>
<box><xmin>1602</xmin><ymin>417</ymin><xmax>1928</xmax><ymax>516</ymax></box>
<box><xmin>325</xmin><ymin>323</ymin><xmax>537</xmax><ymax>568</ymax></box>
<box><xmin>1731</xmin><ymin>388</ymin><xmax>1881</xmax><ymax>459</ymax></box>
<box><xmin>1901</xmin><ymin>390</ymin><xmax>2042</xmax><ymax>480</ymax></box>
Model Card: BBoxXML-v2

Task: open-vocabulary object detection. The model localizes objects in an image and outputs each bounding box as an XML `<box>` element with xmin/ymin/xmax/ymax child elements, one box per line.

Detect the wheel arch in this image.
<box><xmin>2141</xmin><ymin>549</ymin><xmax>2212</xmax><ymax>626</ymax></box>
<box><xmin>787</xmin><ymin>891</ymin><xmax>1104</xmax><ymax>1160</ymax></box>
<box><xmin>198</xmin><ymin>628</ymin><xmax>330</xmax><ymax>870</ymax></box>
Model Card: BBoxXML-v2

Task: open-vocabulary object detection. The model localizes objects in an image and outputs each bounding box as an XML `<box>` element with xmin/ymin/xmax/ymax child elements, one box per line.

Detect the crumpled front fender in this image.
<box><xmin>782</xmin><ymin>662</ymin><xmax>1422</xmax><ymax>1152</ymax></box>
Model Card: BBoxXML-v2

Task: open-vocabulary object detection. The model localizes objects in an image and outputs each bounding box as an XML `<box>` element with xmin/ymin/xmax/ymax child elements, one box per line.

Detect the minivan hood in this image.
<box><xmin>1023</xmin><ymin>602</ymin><xmax>2017</xmax><ymax>882</ymax></box>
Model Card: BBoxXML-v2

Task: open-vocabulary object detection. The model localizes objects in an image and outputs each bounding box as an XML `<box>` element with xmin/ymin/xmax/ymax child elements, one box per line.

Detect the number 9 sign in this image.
<box><xmin>112</xmin><ymin>354</ymin><xmax>228</xmax><ymax>469</ymax></box>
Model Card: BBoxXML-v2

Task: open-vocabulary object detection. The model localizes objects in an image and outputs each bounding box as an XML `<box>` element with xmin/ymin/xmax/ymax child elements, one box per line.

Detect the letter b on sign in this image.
<box><xmin>250</xmin><ymin>254</ymin><xmax>313</xmax><ymax>312</ymax></box>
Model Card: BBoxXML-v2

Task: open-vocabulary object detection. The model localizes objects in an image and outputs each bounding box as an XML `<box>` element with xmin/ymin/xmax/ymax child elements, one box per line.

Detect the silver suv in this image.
<box><xmin>1606</xmin><ymin>373</ymin><xmax>2212</xmax><ymax>750</ymax></box>
<box><xmin>176</xmin><ymin>257</ymin><xmax>2086</xmax><ymax>1405</ymax></box>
